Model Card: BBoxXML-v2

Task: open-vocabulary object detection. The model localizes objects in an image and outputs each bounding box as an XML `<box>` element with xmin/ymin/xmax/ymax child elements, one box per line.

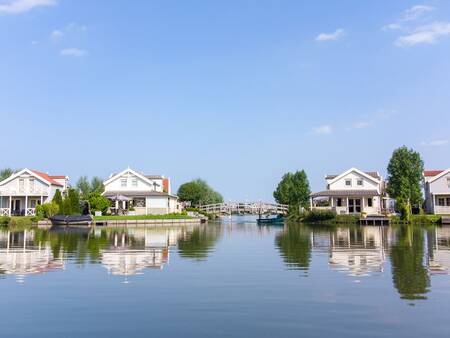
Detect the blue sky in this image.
<box><xmin>1</xmin><ymin>0</ymin><xmax>450</xmax><ymax>201</ymax></box>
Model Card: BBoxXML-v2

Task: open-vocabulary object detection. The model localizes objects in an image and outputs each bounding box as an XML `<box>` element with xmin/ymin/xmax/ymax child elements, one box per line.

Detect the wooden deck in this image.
<box><xmin>359</xmin><ymin>215</ymin><xmax>390</xmax><ymax>226</ymax></box>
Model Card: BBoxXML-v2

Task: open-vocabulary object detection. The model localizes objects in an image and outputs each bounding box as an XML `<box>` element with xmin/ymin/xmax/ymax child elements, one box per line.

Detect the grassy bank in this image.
<box><xmin>94</xmin><ymin>213</ymin><xmax>192</xmax><ymax>221</ymax></box>
<box><xmin>288</xmin><ymin>209</ymin><xmax>445</xmax><ymax>225</ymax></box>
<box><xmin>0</xmin><ymin>216</ymin><xmax>39</xmax><ymax>229</ymax></box>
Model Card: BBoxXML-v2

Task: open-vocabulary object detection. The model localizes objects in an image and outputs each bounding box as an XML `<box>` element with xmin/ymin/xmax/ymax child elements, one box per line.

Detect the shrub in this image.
<box><xmin>36</xmin><ymin>202</ymin><xmax>60</xmax><ymax>218</ymax></box>
<box><xmin>0</xmin><ymin>216</ymin><xmax>10</xmax><ymax>227</ymax></box>
<box><xmin>88</xmin><ymin>192</ymin><xmax>111</xmax><ymax>215</ymax></box>
<box><xmin>303</xmin><ymin>209</ymin><xmax>335</xmax><ymax>222</ymax></box>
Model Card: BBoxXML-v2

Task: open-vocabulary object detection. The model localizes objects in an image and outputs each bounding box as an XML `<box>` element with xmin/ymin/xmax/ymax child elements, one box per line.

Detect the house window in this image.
<box><xmin>345</xmin><ymin>179</ymin><xmax>352</xmax><ymax>187</ymax></box>
<box><xmin>121</xmin><ymin>178</ymin><xmax>127</xmax><ymax>187</ymax></box>
<box><xmin>357</xmin><ymin>180</ymin><xmax>363</xmax><ymax>186</ymax></box>
<box><xmin>349</xmin><ymin>199</ymin><xmax>361</xmax><ymax>213</ymax></box>
<box><xmin>29</xmin><ymin>178</ymin><xmax>35</xmax><ymax>193</ymax></box>
<box><xmin>447</xmin><ymin>177</ymin><xmax>450</xmax><ymax>188</ymax></box>
<box><xmin>368</xmin><ymin>198</ymin><xmax>373</xmax><ymax>207</ymax></box>
<box><xmin>132</xmin><ymin>178</ymin><xmax>138</xmax><ymax>187</ymax></box>
<box><xmin>337</xmin><ymin>198</ymin><xmax>342</xmax><ymax>207</ymax></box>
<box><xmin>19</xmin><ymin>178</ymin><xmax>25</xmax><ymax>192</ymax></box>
<box><xmin>133</xmin><ymin>198</ymin><xmax>145</xmax><ymax>207</ymax></box>
<box><xmin>446</xmin><ymin>198</ymin><xmax>450</xmax><ymax>206</ymax></box>
<box><xmin>438</xmin><ymin>198</ymin><xmax>446</xmax><ymax>206</ymax></box>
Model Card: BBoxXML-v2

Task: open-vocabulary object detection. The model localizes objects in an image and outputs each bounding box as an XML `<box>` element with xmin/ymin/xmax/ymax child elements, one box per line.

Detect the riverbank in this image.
<box><xmin>287</xmin><ymin>210</ymin><xmax>446</xmax><ymax>225</ymax></box>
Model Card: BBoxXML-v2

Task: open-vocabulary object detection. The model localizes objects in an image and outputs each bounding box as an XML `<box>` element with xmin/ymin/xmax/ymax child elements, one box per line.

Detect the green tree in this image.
<box><xmin>76</xmin><ymin>176</ymin><xmax>91</xmax><ymax>199</ymax></box>
<box><xmin>91</xmin><ymin>177</ymin><xmax>105</xmax><ymax>193</ymax></box>
<box><xmin>0</xmin><ymin>168</ymin><xmax>15</xmax><ymax>182</ymax></box>
<box><xmin>273</xmin><ymin>170</ymin><xmax>311</xmax><ymax>209</ymax></box>
<box><xmin>88</xmin><ymin>192</ymin><xmax>111</xmax><ymax>215</ymax></box>
<box><xmin>177</xmin><ymin>179</ymin><xmax>223</xmax><ymax>206</ymax></box>
<box><xmin>65</xmin><ymin>188</ymin><xmax>81</xmax><ymax>215</ymax></box>
<box><xmin>52</xmin><ymin>189</ymin><xmax>64</xmax><ymax>213</ymax></box>
<box><xmin>386</xmin><ymin>146</ymin><xmax>424</xmax><ymax>219</ymax></box>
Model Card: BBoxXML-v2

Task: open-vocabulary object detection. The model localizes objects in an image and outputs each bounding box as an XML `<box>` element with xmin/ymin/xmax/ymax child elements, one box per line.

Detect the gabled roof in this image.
<box><xmin>0</xmin><ymin>168</ymin><xmax>65</xmax><ymax>187</ymax></box>
<box><xmin>327</xmin><ymin>168</ymin><xmax>381</xmax><ymax>185</ymax></box>
<box><xmin>425</xmin><ymin>169</ymin><xmax>450</xmax><ymax>183</ymax></box>
<box><xmin>326</xmin><ymin>171</ymin><xmax>381</xmax><ymax>180</ymax></box>
<box><xmin>104</xmin><ymin>168</ymin><xmax>162</xmax><ymax>187</ymax></box>
<box><xmin>31</xmin><ymin>170</ymin><xmax>64</xmax><ymax>187</ymax></box>
<box><xmin>423</xmin><ymin>170</ymin><xmax>445</xmax><ymax>177</ymax></box>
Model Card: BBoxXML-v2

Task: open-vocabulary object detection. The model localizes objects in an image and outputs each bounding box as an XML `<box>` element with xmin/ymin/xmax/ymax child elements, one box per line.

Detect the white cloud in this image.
<box><xmin>421</xmin><ymin>139</ymin><xmax>449</xmax><ymax>147</ymax></box>
<box><xmin>315</xmin><ymin>29</ymin><xmax>345</xmax><ymax>42</ymax></box>
<box><xmin>352</xmin><ymin>121</ymin><xmax>372</xmax><ymax>129</ymax></box>
<box><xmin>396</xmin><ymin>22</ymin><xmax>450</xmax><ymax>47</ymax></box>
<box><xmin>66</xmin><ymin>22</ymin><xmax>87</xmax><ymax>32</ymax></box>
<box><xmin>60</xmin><ymin>48</ymin><xmax>88</xmax><ymax>57</ymax></box>
<box><xmin>313</xmin><ymin>125</ymin><xmax>333</xmax><ymax>135</ymax></box>
<box><xmin>51</xmin><ymin>29</ymin><xmax>63</xmax><ymax>41</ymax></box>
<box><xmin>31</xmin><ymin>40</ymin><xmax>39</xmax><ymax>45</ymax></box>
<box><xmin>404</xmin><ymin>5</ymin><xmax>434</xmax><ymax>21</ymax></box>
<box><xmin>0</xmin><ymin>0</ymin><xmax>56</xmax><ymax>14</ymax></box>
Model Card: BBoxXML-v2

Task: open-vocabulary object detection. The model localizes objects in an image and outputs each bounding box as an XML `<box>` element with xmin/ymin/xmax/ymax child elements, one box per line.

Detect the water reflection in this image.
<box><xmin>275</xmin><ymin>225</ymin><xmax>311</xmax><ymax>274</ymax></box>
<box><xmin>0</xmin><ymin>225</ymin><xmax>214</xmax><ymax>282</ymax></box>
<box><xmin>428</xmin><ymin>227</ymin><xmax>450</xmax><ymax>274</ymax></box>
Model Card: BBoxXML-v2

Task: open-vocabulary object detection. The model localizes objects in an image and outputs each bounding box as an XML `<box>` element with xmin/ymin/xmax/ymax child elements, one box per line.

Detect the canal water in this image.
<box><xmin>1</xmin><ymin>217</ymin><xmax>450</xmax><ymax>337</ymax></box>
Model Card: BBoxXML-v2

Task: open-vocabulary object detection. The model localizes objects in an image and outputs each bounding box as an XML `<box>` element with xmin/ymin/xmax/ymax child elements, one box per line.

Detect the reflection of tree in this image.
<box><xmin>34</xmin><ymin>229</ymin><xmax>110</xmax><ymax>264</ymax></box>
<box><xmin>177</xmin><ymin>225</ymin><xmax>220</xmax><ymax>260</ymax></box>
<box><xmin>276</xmin><ymin>224</ymin><xmax>311</xmax><ymax>272</ymax></box>
<box><xmin>390</xmin><ymin>225</ymin><xmax>430</xmax><ymax>300</ymax></box>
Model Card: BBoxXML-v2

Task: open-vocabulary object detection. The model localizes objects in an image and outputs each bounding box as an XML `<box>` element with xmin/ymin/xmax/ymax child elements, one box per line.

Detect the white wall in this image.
<box><xmin>105</xmin><ymin>171</ymin><xmax>163</xmax><ymax>193</ymax></box>
<box><xmin>0</xmin><ymin>173</ymin><xmax>50</xmax><ymax>196</ymax></box>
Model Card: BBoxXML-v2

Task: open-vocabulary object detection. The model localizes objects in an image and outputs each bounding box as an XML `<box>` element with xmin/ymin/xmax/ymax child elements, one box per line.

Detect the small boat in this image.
<box><xmin>257</xmin><ymin>214</ymin><xmax>285</xmax><ymax>225</ymax></box>
<box><xmin>50</xmin><ymin>215</ymin><xmax>94</xmax><ymax>228</ymax></box>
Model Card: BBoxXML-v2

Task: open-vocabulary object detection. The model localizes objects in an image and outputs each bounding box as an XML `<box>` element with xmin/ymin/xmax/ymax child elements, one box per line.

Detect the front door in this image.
<box><xmin>348</xmin><ymin>199</ymin><xmax>361</xmax><ymax>214</ymax></box>
<box><xmin>11</xmin><ymin>199</ymin><xmax>21</xmax><ymax>215</ymax></box>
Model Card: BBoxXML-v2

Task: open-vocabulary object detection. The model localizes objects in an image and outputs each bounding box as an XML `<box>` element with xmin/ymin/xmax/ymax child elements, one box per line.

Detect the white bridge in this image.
<box><xmin>198</xmin><ymin>202</ymin><xmax>289</xmax><ymax>216</ymax></box>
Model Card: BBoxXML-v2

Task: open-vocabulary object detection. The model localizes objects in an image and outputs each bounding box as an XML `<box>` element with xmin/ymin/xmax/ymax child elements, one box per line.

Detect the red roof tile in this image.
<box><xmin>31</xmin><ymin>170</ymin><xmax>64</xmax><ymax>187</ymax></box>
<box><xmin>424</xmin><ymin>170</ymin><xmax>444</xmax><ymax>177</ymax></box>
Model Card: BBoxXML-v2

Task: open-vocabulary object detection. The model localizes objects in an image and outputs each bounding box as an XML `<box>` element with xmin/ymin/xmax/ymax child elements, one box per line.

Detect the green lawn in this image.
<box><xmin>94</xmin><ymin>213</ymin><xmax>192</xmax><ymax>221</ymax></box>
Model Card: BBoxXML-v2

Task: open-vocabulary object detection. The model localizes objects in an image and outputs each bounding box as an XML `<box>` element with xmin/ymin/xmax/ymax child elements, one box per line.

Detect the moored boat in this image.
<box><xmin>50</xmin><ymin>215</ymin><xmax>94</xmax><ymax>228</ymax></box>
<box><xmin>257</xmin><ymin>214</ymin><xmax>285</xmax><ymax>225</ymax></box>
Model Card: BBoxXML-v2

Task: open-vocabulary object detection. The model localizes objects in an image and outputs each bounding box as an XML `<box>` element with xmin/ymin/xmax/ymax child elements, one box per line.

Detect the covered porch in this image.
<box><xmin>310</xmin><ymin>190</ymin><xmax>381</xmax><ymax>215</ymax></box>
<box><xmin>0</xmin><ymin>195</ymin><xmax>46</xmax><ymax>217</ymax></box>
<box><xmin>434</xmin><ymin>194</ymin><xmax>450</xmax><ymax>215</ymax></box>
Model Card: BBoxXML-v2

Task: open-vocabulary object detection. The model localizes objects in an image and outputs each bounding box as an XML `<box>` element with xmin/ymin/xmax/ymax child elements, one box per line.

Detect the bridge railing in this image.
<box><xmin>198</xmin><ymin>202</ymin><xmax>289</xmax><ymax>215</ymax></box>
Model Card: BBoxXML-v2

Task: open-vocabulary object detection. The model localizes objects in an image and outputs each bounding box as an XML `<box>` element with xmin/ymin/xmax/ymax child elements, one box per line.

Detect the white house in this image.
<box><xmin>0</xmin><ymin>168</ymin><xmax>69</xmax><ymax>216</ymax></box>
<box><xmin>310</xmin><ymin>168</ymin><xmax>386</xmax><ymax>215</ymax></box>
<box><xmin>424</xmin><ymin>169</ymin><xmax>450</xmax><ymax>215</ymax></box>
<box><xmin>103</xmin><ymin>168</ymin><xmax>179</xmax><ymax>215</ymax></box>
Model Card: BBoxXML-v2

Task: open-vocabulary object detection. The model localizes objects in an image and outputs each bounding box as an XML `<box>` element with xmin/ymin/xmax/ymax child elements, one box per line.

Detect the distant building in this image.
<box><xmin>103</xmin><ymin>168</ymin><xmax>179</xmax><ymax>215</ymax></box>
<box><xmin>0</xmin><ymin>168</ymin><xmax>69</xmax><ymax>216</ymax></box>
<box><xmin>424</xmin><ymin>169</ymin><xmax>450</xmax><ymax>215</ymax></box>
<box><xmin>310</xmin><ymin>167</ymin><xmax>389</xmax><ymax>215</ymax></box>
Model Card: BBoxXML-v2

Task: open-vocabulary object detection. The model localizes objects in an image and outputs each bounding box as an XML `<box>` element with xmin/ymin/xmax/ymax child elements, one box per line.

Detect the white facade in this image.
<box><xmin>310</xmin><ymin>168</ymin><xmax>385</xmax><ymax>215</ymax></box>
<box><xmin>103</xmin><ymin>168</ymin><xmax>179</xmax><ymax>215</ymax></box>
<box><xmin>0</xmin><ymin>169</ymin><xmax>68</xmax><ymax>217</ymax></box>
<box><xmin>424</xmin><ymin>169</ymin><xmax>450</xmax><ymax>215</ymax></box>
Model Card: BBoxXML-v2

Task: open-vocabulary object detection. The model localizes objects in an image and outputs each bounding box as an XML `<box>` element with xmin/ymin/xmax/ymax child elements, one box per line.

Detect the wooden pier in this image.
<box><xmin>359</xmin><ymin>215</ymin><xmax>390</xmax><ymax>226</ymax></box>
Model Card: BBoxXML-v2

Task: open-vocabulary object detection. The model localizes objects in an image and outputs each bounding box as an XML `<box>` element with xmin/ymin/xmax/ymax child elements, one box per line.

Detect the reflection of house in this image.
<box><xmin>424</xmin><ymin>169</ymin><xmax>450</xmax><ymax>215</ymax></box>
<box><xmin>0</xmin><ymin>230</ymin><xmax>64</xmax><ymax>282</ymax></box>
<box><xmin>103</xmin><ymin>168</ymin><xmax>179</xmax><ymax>215</ymax></box>
<box><xmin>310</xmin><ymin>168</ymin><xmax>386</xmax><ymax>215</ymax></box>
<box><xmin>328</xmin><ymin>227</ymin><xmax>387</xmax><ymax>276</ymax></box>
<box><xmin>428</xmin><ymin>227</ymin><xmax>450</xmax><ymax>274</ymax></box>
<box><xmin>0</xmin><ymin>168</ymin><xmax>68</xmax><ymax>216</ymax></box>
<box><xmin>100</xmin><ymin>228</ymin><xmax>186</xmax><ymax>276</ymax></box>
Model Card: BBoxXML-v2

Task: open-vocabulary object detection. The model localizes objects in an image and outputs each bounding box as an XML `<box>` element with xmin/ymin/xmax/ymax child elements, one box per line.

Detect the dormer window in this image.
<box><xmin>121</xmin><ymin>178</ymin><xmax>127</xmax><ymax>187</ymax></box>
<box><xmin>345</xmin><ymin>179</ymin><xmax>352</xmax><ymax>187</ymax></box>
<box><xmin>357</xmin><ymin>180</ymin><xmax>363</xmax><ymax>186</ymax></box>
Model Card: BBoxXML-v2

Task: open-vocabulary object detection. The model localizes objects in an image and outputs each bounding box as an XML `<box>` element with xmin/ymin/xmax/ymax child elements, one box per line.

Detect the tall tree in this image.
<box><xmin>177</xmin><ymin>179</ymin><xmax>223</xmax><ymax>206</ymax></box>
<box><xmin>52</xmin><ymin>189</ymin><xmax>64</xmax><ymax>214</ymax></box>
<box><xmin>0</xmin><ymin>168</ymin><xmax>15</xmax><ymax>182</ymax></box>
<box><xmin>273</xmin><ymin>170</ymin><xmax>311</xmax><ymax>209</ymax></box>
<box><xmin>91</xmin><ymin>177</ymin><xmax>105</xmax><ymax>193</ymax></box>
<box><xmin>76</xmin><ymin>176</ymin><xmax>91</xmax><ymax>199</ymax></box>
<box><xmin>66</xmin><ymin>188</ymin><xmax>81</xmax><ymax>215</ymax></box>
<box><xmin>386</xmin><ymin>146</ymin><xmax>424</xmax><ymax>216</ymax></box>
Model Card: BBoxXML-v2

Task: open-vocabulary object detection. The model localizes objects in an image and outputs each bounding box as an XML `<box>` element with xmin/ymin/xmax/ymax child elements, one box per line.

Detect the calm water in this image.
<box><xmin>2</xmin><ymin>217</ymin><xmax>450</xmax><ymax>337</ymax></box>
